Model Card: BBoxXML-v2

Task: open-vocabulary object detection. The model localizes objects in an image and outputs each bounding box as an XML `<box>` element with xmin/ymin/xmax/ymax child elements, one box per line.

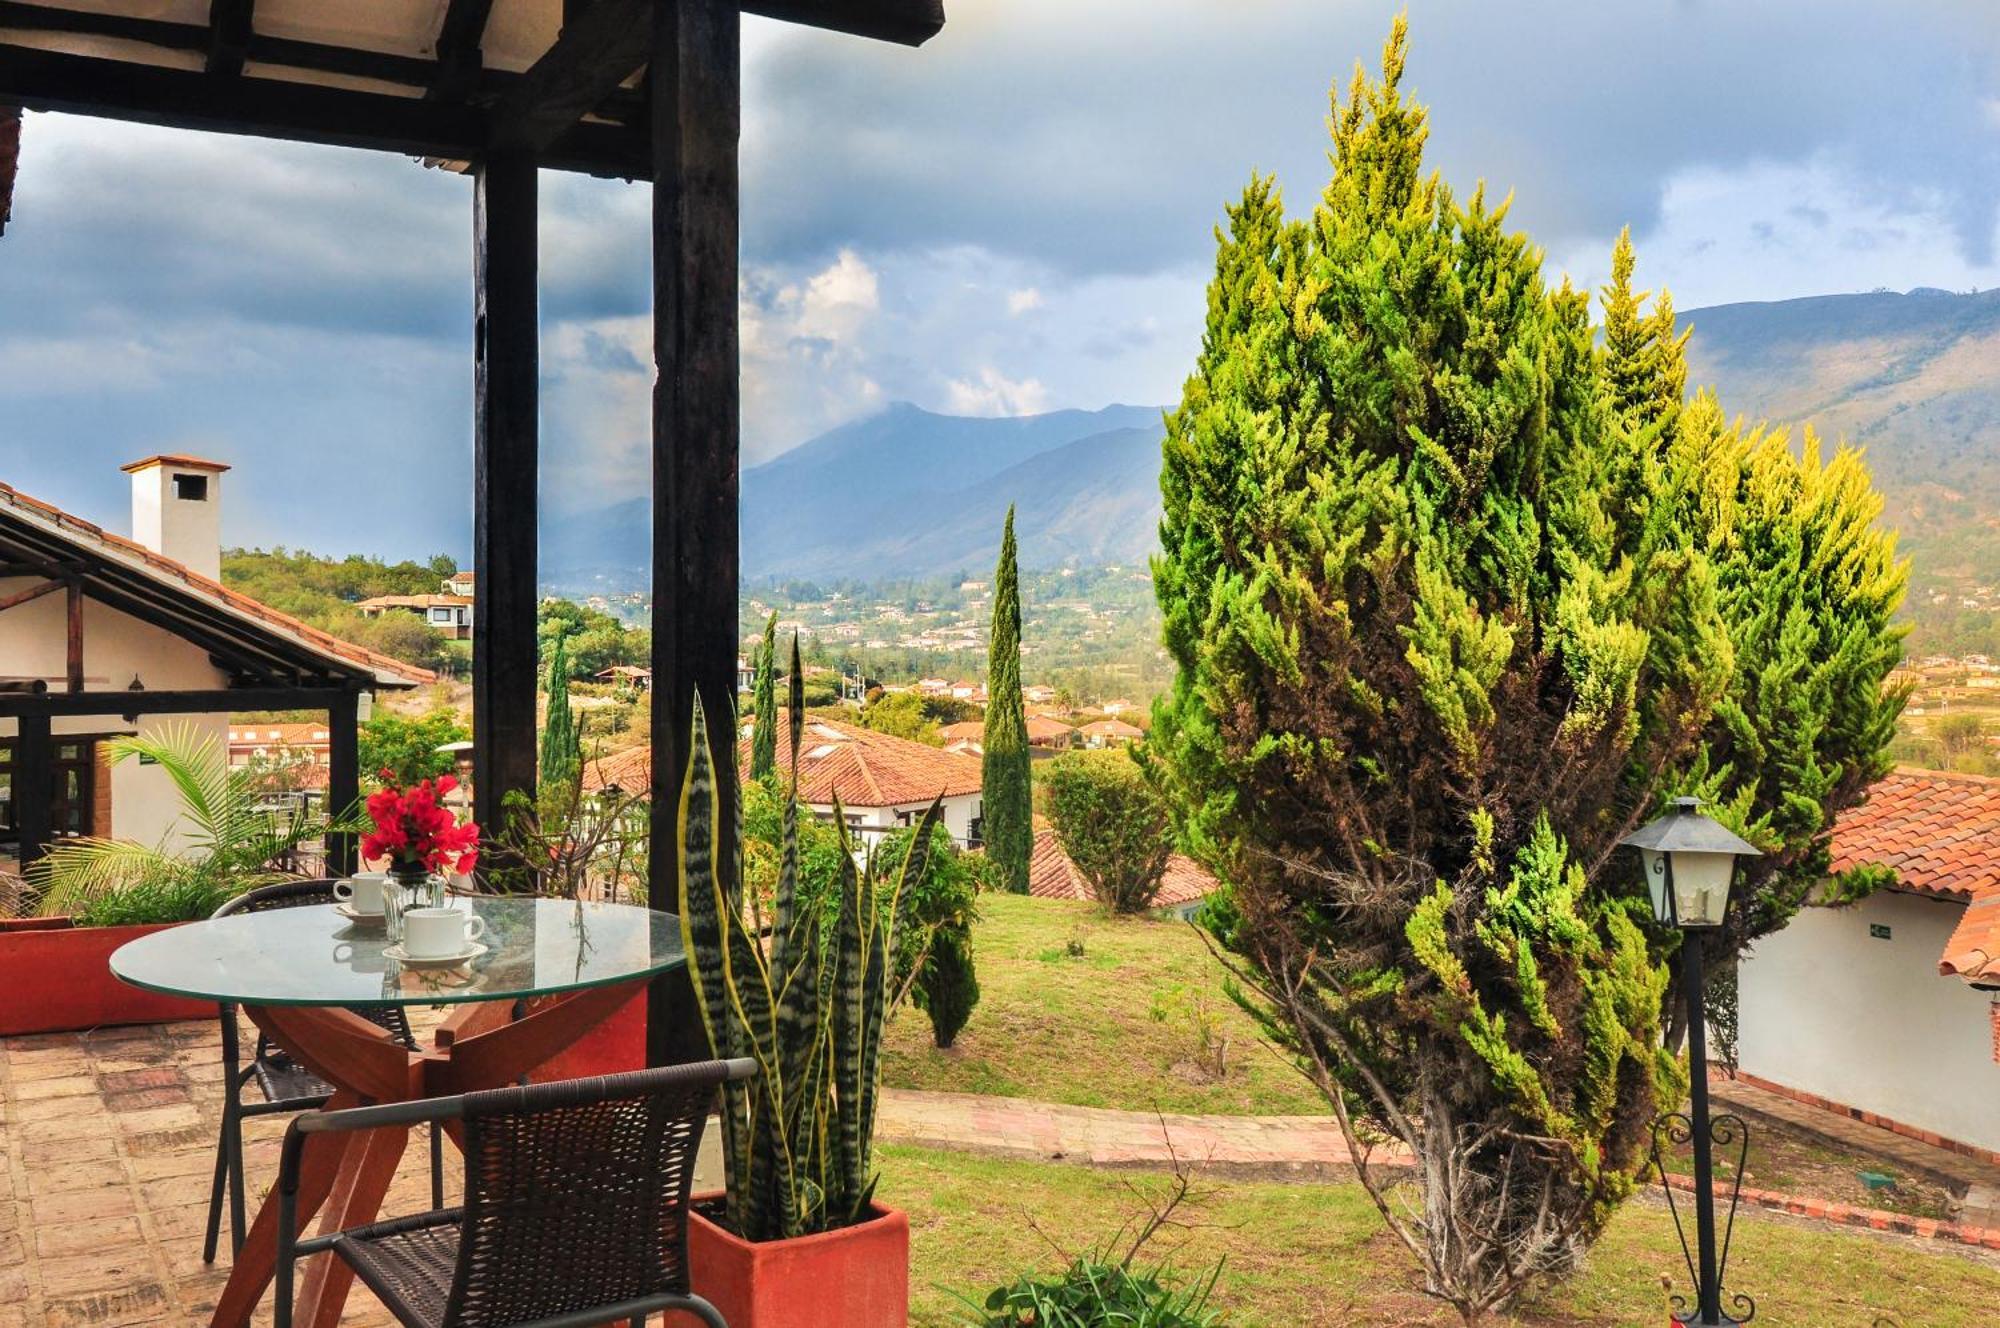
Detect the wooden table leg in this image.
<box><xmin>295</xmin><ymin>1121</ymin><xmax>410</xmax><ymax>1328</ymax></box>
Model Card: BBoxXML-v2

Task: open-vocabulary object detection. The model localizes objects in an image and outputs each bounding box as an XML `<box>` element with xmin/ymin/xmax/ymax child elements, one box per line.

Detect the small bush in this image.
<box><xmin>1041</xmin><ymin>751</ymin><xmax>1172</xmax><ymax>913</ymax></box>
<box><xmin>73</xmin><ymin>877</ymin><xmax>239</xmax><ymax>926</ymax></box>
<box><xmin>963</xmin><ymin>1257</ymin><xmax>1224</xmax><ymax>1327</ymax></box>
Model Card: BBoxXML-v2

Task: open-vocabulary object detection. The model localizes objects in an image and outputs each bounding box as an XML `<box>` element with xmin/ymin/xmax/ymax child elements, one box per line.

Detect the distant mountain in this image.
<box><xmin>544</xmin><ymin>403</ymin><xmax>1168</xmax><ymax>587</ymax></box>
<box><xmin>544</xmin><ymin>288</ymin><xmax>2000</xmax><ymax>601</ymax></box>
<box><xmin>1681</xmin><ymin>287</ymin><xmax>2000</xmax><ymax>592</ymax></box>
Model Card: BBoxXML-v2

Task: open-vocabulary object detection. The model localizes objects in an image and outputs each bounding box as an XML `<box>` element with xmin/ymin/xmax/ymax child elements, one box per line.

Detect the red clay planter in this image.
<box><xmin>0</xmin><ymin>917</ymin><xmax>210</xmax><ymax>1035</ymax></box>
<box><xmin>672</xmin><ymin>1199</ymin><xmax>911</xmax><ymax>1328</ymax></box>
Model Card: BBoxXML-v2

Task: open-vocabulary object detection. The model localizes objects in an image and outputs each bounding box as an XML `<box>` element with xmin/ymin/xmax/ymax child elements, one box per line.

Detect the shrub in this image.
<box><xmin>1042</xmin><ymin>750</ymin><xmax>1172</xmax><ymax>913</ymax></box>
<box><xmin>876</xmin><ymin>820</ymin><xmax>982</xmax><ymax>1048</ymax></box>
<box><xmin>963</xmin><ymin>1258</ymin><xmax>1224</xmax><ymax>1328</ymax></box>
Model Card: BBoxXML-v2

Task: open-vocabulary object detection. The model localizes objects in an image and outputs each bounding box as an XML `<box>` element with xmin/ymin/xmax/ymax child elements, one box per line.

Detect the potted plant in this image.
<box><xmin>673</xmin><ymin>644</ymin><xmax>942</xmax><ymax>1328</ymax></box>
<box><xmin>360</xmin><ymin>772</ymin><xmax>480</xmax><ymax>903</ymax></box>
<box><xmin>7</xmin><ymin>724</ymin><xmax>343</xmax><ymax>1035</ymax></box>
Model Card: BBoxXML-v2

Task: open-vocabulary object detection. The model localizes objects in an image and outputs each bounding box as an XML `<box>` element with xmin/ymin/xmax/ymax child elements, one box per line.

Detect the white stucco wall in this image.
<box><xmin>808</xmin><ymin>791</ymin><xmax>983</xmax><ymax>850</ymax></box>
<box><xmin>0</xmin><ymin>578</ymin><xmax>231</xmax><ymax>852</ymax></box>
<box><xmin>1738</xmin><ymin>890</ymin><xmax>2000</xmax><ymax>1151</ymax></box>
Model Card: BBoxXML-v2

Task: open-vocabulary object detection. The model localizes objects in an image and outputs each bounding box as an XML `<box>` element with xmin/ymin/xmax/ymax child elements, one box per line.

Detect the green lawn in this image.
<box><xmin>881</xmin><ymin>893</ymin><xmax>1326</xmax><ymax>1116</ymax></box>
<box><xmin>887</xmin><ymin>1143</ymin><xmax>1999</xmax><ymax>1326</ymax></box>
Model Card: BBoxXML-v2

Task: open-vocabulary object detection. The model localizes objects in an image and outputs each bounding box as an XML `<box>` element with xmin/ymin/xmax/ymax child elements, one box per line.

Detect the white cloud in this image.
<box><xmin>945</xmin><ymin>366</ymin><xmax>1050</xmax><ymax>417</ymax></box>
<box><xmin>1006</xmin><ymin>287</ymin><xmax>1044</xmax><ymax>315</ymax></box>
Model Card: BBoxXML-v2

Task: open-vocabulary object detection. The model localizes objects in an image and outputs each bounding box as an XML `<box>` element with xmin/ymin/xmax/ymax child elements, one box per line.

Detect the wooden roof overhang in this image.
<box><xmin>0</xmin><ymin>493</ymin><xmax>427</xmax><ymax>696</ymax></box>
<box><xmin>0</xmin><ymin>0</ymin><xmax>941</xmax><ymax>177</ymax></box>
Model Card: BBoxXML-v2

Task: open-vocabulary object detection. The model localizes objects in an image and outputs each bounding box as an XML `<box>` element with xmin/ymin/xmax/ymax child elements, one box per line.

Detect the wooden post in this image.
<box><xmin>15</xmin><ymin>708</ymin><xmax>50</xmax><ymax>869</ymax></box>
<box><xmin>646</xmin><ymin>0</ymin><xmax>740</xmax><ymax>1068</ymax></box>
<box><xmin>63</xmin><ymin>578</ymin><xmax>82</xmax><ymax>693</ymax></box>
<box><xmin>326</xmin><ymin>689</ymin><xmax>359</xmax><ymax>875</ymax></box>
<box><xmin>470</xmin><ymin>153</ymin><xmax>540</xmax><ymax>843</ymax></box>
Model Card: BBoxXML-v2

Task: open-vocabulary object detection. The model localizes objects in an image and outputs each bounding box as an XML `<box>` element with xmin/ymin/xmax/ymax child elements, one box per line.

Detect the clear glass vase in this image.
<box><xmin>385</xmin><ymin>867</ymin><xmax>438</xmax><ymax>943</ymax></box>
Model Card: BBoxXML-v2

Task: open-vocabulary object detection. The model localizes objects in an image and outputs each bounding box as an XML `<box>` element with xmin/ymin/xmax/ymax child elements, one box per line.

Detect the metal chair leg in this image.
<box><xmin>430</xmin><ymin>1121</ymin><xmax>444</xmax><ymax>1207</ymax></box>
<box><xmin>201</xmin><ymin>1098</ymin><xmax>231</xmax><ymax>1264</ymax></box>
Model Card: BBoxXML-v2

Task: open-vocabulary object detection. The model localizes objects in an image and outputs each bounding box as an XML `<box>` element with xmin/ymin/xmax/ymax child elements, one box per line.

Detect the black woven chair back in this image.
<box><xmin>212</xmin><ymin>879</ymin><xmax>414</xmax><ymax>1045</ymax></box>
<box><xmin>443</xmin><ymin>1065</ymin><xmax>725</xmax><ymax>1328</ymax></box>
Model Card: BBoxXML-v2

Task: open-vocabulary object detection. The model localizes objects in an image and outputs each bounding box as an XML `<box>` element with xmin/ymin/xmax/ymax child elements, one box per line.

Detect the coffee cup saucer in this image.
<box><xmin>333</xmin><ymin>902</ymin><xmax>387</xmax><ymax>927</ymax></box>
<box><xmin>383</xmin><ymin>939</ymin><xmax>489</xmax><ymax>968</ymax></box>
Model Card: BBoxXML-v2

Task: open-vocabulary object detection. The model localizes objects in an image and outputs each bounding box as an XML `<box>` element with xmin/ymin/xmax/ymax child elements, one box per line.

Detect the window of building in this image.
<box><xmin>172</xmin><ymin>473</ymin><xmax>208</xmax><ymax>501</ymax></box>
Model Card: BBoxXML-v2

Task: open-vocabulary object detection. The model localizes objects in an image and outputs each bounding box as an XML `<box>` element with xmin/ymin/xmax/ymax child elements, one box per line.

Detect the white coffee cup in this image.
<box><xmin>334</xmin><ymin>873</ymin><xmax>388</xmax><ymax>916</ymax></box>
<box><xmin>402</xmin><ymin>907</ymin><xmax>485</xmax><ymax>959</ymax></box>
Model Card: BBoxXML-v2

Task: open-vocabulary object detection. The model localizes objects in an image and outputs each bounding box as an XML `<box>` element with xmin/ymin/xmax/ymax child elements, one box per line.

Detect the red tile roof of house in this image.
<box><xmin>1079</xmin><ymin>719</ymin><xmax>1144</xmax><ymax>739</ymax></box>
<box><xmin>585</xmin><ymin>720</ymin><xmax>984</xmax><ymax>808</ymax></box>
<box><xmin>1025</xmin><ymin>716</ymin><xmax>1075</xmax><ymax>742</ymax></box>
<box><xmin>1829</xmin><ymin>767</ymin><xmax>2000</xmax><ymax>903</ymax></box>
<box><xmin>939</xmin><ymin>721</ymin><xmax>984</xmax><ymax>742</ymax></box>
<box><xmin>0</xmin><ymin>479</ymin><xmax>433</xmax><ymax>688</ymax></box>
<box><xmin>1826</xmin><ymin>767</ymin><xmax>2000</xmax><ymax>986</ymax></box>
<box><xmin>1027</xmin><ymin>829</ymin><xmax>1219</xmax><ymax>911</ymax></box>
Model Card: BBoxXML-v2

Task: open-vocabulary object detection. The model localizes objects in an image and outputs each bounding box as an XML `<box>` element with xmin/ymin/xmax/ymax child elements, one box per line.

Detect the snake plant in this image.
<box><xmin>678</xmin><ymin>640</ymin><xmax>942</xmax><ymax>1242</ymax></box>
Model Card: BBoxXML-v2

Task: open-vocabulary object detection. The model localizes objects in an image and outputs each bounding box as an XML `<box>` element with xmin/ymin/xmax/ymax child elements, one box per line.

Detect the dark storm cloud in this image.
<box><xmin>742</xmin><ymin>0</ymin><xmax>2000</xmax><ymax>276</ymax></box>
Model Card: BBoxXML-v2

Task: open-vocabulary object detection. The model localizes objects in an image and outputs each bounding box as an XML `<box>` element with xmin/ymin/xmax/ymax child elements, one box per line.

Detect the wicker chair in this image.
<box><xmin>203</xmin><ymin>879</ymin><xmax>444</xmax><ymax>1263</ymax></box>
<box><xmin>275</xmin><ymin>1059</ymin><xmax>754</xmax><ymax>1328</ymax></box>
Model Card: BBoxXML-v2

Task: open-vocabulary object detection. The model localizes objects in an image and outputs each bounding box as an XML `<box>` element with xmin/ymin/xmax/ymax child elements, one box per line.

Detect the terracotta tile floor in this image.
<box><xmin>0</xmin><ymin>1019</ymin><xmax>452</xmax><ymax>1328</ymax></box>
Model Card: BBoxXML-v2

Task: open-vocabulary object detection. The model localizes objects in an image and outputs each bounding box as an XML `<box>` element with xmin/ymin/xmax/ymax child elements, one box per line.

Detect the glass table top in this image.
<box><xmin>109</xmin><ymin>897</ymin><xmax>685</xmax><ymax>1007</ymax></box>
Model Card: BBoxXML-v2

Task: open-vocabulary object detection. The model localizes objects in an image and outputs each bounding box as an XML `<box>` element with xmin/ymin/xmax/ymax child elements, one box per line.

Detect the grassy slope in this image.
<box><xmin>888</xmin><ymin>1143</ymin><xmax>2000</xmax><ymax>1326</ymax></box>
<box><xmin>880</xmin><ymin>893</ymin><xmax>1325</xmax><ymax>1116</ymax></box>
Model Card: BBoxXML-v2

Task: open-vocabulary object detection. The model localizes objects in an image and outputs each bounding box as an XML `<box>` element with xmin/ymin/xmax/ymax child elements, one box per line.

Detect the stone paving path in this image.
<box><xmin>1709</xmin><ymin>1076</ymin><xmax>2000</xmax><ymax>1226</ymax></box>
<box><xmin>876</xmin><ymin>1087</ymin><xmax>1390</xmax><ymax>1179</ymax></box>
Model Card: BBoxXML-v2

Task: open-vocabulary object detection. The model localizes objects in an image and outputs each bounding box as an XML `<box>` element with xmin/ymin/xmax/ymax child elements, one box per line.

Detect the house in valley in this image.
<box><xmin>585</xmin><ymin>717</ymin><xmax>986</xmax><ymax>849</ymax></box>
<box><xmin>356</xmin><ymin>592</ymin><xmax>474</xmax><ymax>639</ymax></box>
<box><xmin>228</xmin><ymin>721</ymin><xmax>333</xmax><ymax>792</ymax></box>
<box><xmin>0</xmin><ymin>457</ymin><xmax>430</xmax><ymax>870</ymax></box>
<box><xmin>935</xmin><ymin>714</ymin><xmax>1076</xmax><ymax>759</ymax></box>
<box><xmin>440</xmin><ymin>569</ymin><xmax>476</xmax><ymax>597</ymax></box>
<box><xmin>1078</xmin><ymin>718</ymin><xmax>1144</xmax><ymax>748</ymax></box>
<box><xmin>1737</xmin><ymin>768</ymin><xmax>2000</xmax><ymax>1155</ymax></box>
<box><xmin>594</xmin><ymin>665</ymin><xmax>652</xmax><ymax>691</ymax></box>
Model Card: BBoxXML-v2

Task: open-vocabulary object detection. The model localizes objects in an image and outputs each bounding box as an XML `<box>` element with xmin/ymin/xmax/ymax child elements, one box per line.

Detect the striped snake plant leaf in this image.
<box><xmin>830</xmin><ymin>798</ymin><xmax>868</xmax><ymax>1210</ymax></box>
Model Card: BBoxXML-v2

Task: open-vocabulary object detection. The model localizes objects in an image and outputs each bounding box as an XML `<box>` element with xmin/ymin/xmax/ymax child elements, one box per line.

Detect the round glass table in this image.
<box><xmin>110</xmin><ymin>895</ymin><xmax>685</xmax><ymax>1007</ymax></box>
<box><xmin>108</xmin><ymin>897</ymin><xmax>688</xmax><ymax>1328</ymax></box>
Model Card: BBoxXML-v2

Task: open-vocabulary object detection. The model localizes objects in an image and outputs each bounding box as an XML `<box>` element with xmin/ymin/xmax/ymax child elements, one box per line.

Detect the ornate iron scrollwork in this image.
<box><xmin>1651</xmin><ymin>1111</ymin><xmax>1755</xmax><ymax>1324</ymax></box>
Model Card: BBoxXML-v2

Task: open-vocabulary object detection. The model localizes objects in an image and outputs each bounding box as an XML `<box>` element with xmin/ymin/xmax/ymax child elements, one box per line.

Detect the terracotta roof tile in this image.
<box><xmin>120</xmin><ymin>453</ymin><xmax>231</xmax><ymax>474</ymax></box>
<box><xmin>585</xmin><ymin>720</ymin><xmax>984</xmax><ymax>809</ymax></box>
<box><xmin>1830</xmin><ymin>767</ymin><xmax>2000</xmax><ymax>903</ymax></box>
<box><xmin>0</xmin><ymin>478</ymin><xmax>433</xmax><ymax>687</ymax></box>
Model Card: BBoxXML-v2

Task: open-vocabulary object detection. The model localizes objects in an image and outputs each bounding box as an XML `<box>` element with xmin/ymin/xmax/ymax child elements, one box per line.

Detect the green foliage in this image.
<box><xmin>961</xmin><ymin>1258</ymin><xmax>1223</xmax><ymax>1328</ymax></box>
<box><xmin>876</xmin><ymin>821</ymin><xmax>982</xmax><ymax>1048</ymax></box>
<box><xmin>983</xmin><ymin>507</ymin><xmax>1034</xmax><ymax>893</ymax></box>
<box><xmin>858</xmin><ymin>690</ymin><xmax>944</xmax><ymax>745</ymax></box>
<box><xmin>540</xmin><ymin>635</ymin><xmax>582</xmax><ymax>796</ymax></box>
<box><xmin>1042</xmin><ymin>750</ymin><xmax>1173</xmax><ymax>913</ymax></box>
<box><xmin>1146</xmin><ymin>17</ymin><xmax>1903</xmax><ymax>1316</ymax></box>
<box><xmin>221</xmin><ymin>547</ymin><xmax>455</xmax><ymax>674</ymax></box>
<box><xmin>678</xmin><ymin>639</ymin><xmax>944</xmax><ymax>1242</ymax></box>
<box><xmin>540</xmin><ymin>599</ymin><xmax>650</xmax><ymax>680</ymax></box>
<box><xmin>28</xmin><ymin>724</ymin><xmax>342</xmax><ymax>921</ymax></box>
<box><xmin>359</xmin><ymin>710</ymin><xmax>468</xmax><ymax>786</ymax></box>
<box><xmin>752</xmin><ymin>614</ymin><xmax>779</xmax><ymax>780</ymax></box>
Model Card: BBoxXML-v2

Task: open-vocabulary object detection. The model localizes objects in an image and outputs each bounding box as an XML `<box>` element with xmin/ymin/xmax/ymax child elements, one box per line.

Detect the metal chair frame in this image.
<box><xmin>202</xmin><ymin>878</ymin><xmax>444</xmax><ymax>1262</ymax></box>
<box><xmin>274</xmin><ymin>1059</ymin><xmax>757</xmax><ymax>1328</ymax></box>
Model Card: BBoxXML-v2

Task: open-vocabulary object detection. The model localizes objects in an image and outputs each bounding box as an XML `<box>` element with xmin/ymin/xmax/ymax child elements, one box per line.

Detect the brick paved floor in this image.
<box><xmin>0</xmin><ymin>1020</ymin><xmax>449</xmax><ymax>1328</ymax></box>
<box><xmin>2</xmin><ymin>1020</ymin><xmax>1368</xmax><ymax>1326</ymax></box>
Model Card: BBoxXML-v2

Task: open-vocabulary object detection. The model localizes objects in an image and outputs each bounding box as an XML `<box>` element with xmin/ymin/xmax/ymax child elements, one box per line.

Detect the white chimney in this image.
<box><xmin>123</xmin><ymin>454</ymin><xmax>229</xmax><ymax>582</ymax></box>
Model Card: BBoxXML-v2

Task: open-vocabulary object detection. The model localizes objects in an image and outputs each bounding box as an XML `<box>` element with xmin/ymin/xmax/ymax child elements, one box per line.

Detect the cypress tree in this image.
<box><xmin>751</xmin><ymin>612</ymin><xmax>778</xmax><ymax>782</ymax></box>
<box><xmin>539</xmin><ymin>634</ymin><xmax>581</xmax><ymax>795</ymax></box>
<box><xmin>1148</xmin><ymin>18</ymin><xmax>1902</xmax><ymax>1320</ymax></box>
<box><xmin>981</xmin><ymin>507</ymin><xmax>1032</xmax><ymax>893</ymax></box>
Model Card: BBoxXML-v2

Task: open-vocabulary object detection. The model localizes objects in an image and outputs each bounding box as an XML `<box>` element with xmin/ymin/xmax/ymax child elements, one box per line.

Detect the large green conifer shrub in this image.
<box><xmin>983</xmin><ymin>507</ymin><xmax>1033</xmax><ymax>893</ymax></box>
<box><xmin>1149</xmin><ymin>20</ymin><xmax>1905</xmax><ymax>1321</ymax></box>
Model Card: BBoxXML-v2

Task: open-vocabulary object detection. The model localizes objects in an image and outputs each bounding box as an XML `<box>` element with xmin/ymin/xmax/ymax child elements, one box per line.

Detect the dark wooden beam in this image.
<box><xmin>0</xmin><ymin>43</ymin><xmax>648</xmax><ymax>177</ymax></box>
<box><xmin>63</xmin><ymin>579</ymin><xmax>82</xmax><ymax>693</ymax></box>
<box><xmin>0</xmin><ymin>578</ymin><xmax>62</xmax><ymax>613</ymax></box>
<box><xmin>741</xmin><ymin>0</ymin><xmax>944</xmax><ymax>47</ymax></box>
<box><xmin>647</xmin><ymin>0</ymin><xmax>740</xmax><ymax>1069</ymax></box>
<box><xmin>488</xmin><ymin>0</ymin><xmax>649</xmax><ymax>157</ymax></box>
<box><xmin>470</xmin><ymin>154</ymin><xmax>540</xmax><ymax>842</ymax></box>
<box><xmin>0</xmin><ymin>686</ymin><xmax>360</xmax><ymax>719</ymax></box>
<box><xmin>326</xmin><ymin>690</ymin><xmax>360</xmax><ymax>874</ymax></box>
<box><xmin>14</xmin><ymin>710</ymin><xmax>50</xmax><ymax>869</ymax></box>
<box><xmin>429</xmin><ymin>0</ymin><xmax>497</xmax><ymax>102</ymax></box>
<box><xmin>204</xmin><ymin>0</ymin><xmax>256</xmax><ymax>77</ymax></box>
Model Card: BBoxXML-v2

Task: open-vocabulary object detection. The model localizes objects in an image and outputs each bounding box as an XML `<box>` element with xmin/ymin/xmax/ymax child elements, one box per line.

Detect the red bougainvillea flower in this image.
<box><xmin>360</xmin><ymin>776</ymin><xmax>481</xmax><ymax>875</ymax></box>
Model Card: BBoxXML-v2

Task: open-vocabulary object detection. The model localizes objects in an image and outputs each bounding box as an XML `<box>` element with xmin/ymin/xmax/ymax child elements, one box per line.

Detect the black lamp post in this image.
<box><xmin>1620</xmin><ymin>797</ymin><xmax>1761</xmax><ymax>1327</ymax></box>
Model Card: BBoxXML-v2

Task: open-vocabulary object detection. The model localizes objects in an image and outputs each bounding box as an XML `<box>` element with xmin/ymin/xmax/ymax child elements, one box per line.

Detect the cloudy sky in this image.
<box><xmin>1</xmin><ymin>0</ymin><xmax>1997</xmax><ymax>561</ymax></box>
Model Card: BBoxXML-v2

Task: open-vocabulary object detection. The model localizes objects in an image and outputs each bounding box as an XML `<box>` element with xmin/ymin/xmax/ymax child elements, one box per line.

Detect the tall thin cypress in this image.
<box><xmin>539</xmin><ymin>633</ymin><xmax>581</xmax><ymax>794</ymax></box>
<box><xmin>981</xmin><ymin>507</ymin><xmax>1032</xmax><ymax>893</ymax></box>
<box><xmin>751</xmin><ymin>612</ymin><xmax>778</xmax><ymax>781</ymax></box>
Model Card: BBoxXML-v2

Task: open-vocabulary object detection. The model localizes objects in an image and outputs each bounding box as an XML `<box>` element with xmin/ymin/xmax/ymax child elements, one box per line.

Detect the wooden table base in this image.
<box><xmin>207</xmin><ymin>979</ymin><xmax>647</xmax><ymax>1328</ymax></box>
